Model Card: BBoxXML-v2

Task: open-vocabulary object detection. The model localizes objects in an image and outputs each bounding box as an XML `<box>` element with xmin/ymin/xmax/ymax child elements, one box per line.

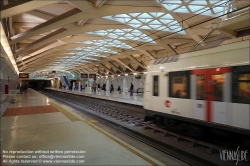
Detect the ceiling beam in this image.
<box><xmin>10</xmin><ymin>8</ymin><xmax>81</xmax><ymax>44</ymax></box>
<box><xmin>94</xmin><ymin>0</ymin><xmax>106</xmax><ymax>8</ymax></box>
<box><xmin>1</xmin><ymin>0</ymin><xmax>32</xmax><ymax>11</ymax></box>
<box><xmin>14</xmin><ymin>28</ymin><xmax>67</xmax><ymax>57</ymax></box>
<box><xmin>110</xmin><ymin>57</ymin><xmax>134</xmax><ymax>72</ymax></box>
<box><xmin>108</xmin><ymin>61</ymin><xmax>123</xmax><ymax>73</ymax></box>
<box><xmin>1</xmin><ymin>1</ymin><xmax>61</xmax><ymax>19</ymax></box>
<box><xmin>128</xmin><ymin>55</ymin><xmax>147</xmax><ymax>69</ymax></box>
<box><xmin>99</xmin><ymin>63</ymin><xmax>115</xmax><ymax>74</ymax></box>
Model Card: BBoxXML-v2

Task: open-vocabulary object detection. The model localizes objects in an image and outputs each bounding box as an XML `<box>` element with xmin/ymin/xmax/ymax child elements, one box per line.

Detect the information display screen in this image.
<box><xmin>81</xmin><ymin>73</ymin><xmax>88</xmax><ymax>78</ymax></box>
<box><xmin>135</xmin><ymin>75</ymin><xmax>141</xmax><ymax>79</ymax></box>
<box><xmin>89</xmin><ymin>74</ymin><xmax>96</xmax><ymax>78</ymax></box>
<box><xmin>19</xmin><ymin>73</ymin><xmax>29</xmax><ymax>78</ymax></box>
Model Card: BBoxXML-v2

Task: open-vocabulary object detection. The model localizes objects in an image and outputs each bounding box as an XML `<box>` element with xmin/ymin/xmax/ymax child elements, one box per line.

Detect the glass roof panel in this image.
<box><xmin>102</xmin><ymin>12</ymin><xmax>184</xmax><ymax>34</ymax></box>
<box><xmin>160</xmin><ymin>0</ymin><xmax>182</xmax><ymax>4</ymax></box>
<box><xmin>213</xmin><ymin>6</ymin><xmax>224</xmax><ymax>13</ymax></box>
<box><xmin>114</xmin><ymin>14</ymin><xmax>131</xmax><ymax>18</ymax></box>
<box><xmin>162</xmin><ymin>4</ymin><xmax>179</xmax><ymax>11</ymax></box>
<box><xmin>86</xmin><ymin>29</ymin><xmax>156</xmax><ymax>43</ymax></box>
<box><xmin>209</xmin><ymin>0</ymin><xmax>222</xmax><ymax>4</ymax></box>
<box><xmin>67</xmin><ymin>47</ymin><xmax>82</xmax><ymax>50</ymax></box>
<box><xmin>137</xmin><ymin>13</ymin><xmax>153</xmax><ymax>19</ymax></box>
<box><xmin>127</xmin><ymin>24</ymin><xmax>142</xmax><ymax>28</ymax></box>
<box><xmin>149</xmin><ymin>12</ymin><xmax>165</xmax><ymax>18</ymax></box>
<box><xmin>160</xmin><ymin>14</ymin><xmax>174</xmax><ymax>20</ymax></box>
<box><xmin>189</xmin><ymin>5</ymin><xmax>205</xmax><ymax>13</ymax></box>
<box><xmin>190</xmin><ymin>1</ymin><xmax>207</xmax><ymax>5</ymax></box>
<box><xmin>138</xmin><ymin>19</ymin><xmax>153</xmax><ymax>23</ymax></box>
<box><xmin>174</xmin><ymin>6</ymin><xmax>189</xmax><ymax>13</ymax></box>
<box><xmin>139</xmin><ymin>25</ymin><xmax>152</xmax><ymax>29</ymax></box>
<box><xmin>158</xmin><ymin>0</ymin><xmax>226</xmax><ymax>17</ymax></box>
<box><xmin>128</xmin><ymin>19</ymin><xmax>142</xmax><ymax>24</ymax></box>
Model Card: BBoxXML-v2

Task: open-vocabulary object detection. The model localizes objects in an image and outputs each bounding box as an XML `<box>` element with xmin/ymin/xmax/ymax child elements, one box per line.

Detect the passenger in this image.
<box><xmin>98</xmin><ymin>83</ymin><xmax>100</xmax><ymax>91</ymax></box>
<box><xmin>103</xmin><ymin>83</ymin><xmax>106</xmax><ymax>91</ymax></box>
<box><xmin>80</xmin><ymin>84</ymin><xmax>83</xmax><ymax>91</ymax></box>
<box><xmin>110</xmin><ymin>83</ymin><xmax>114</xmax><ymax>93</ymax></box>
<box><xmin>130</xmin><ymin>83</ymin><xmax>134</xmax><ymax>96</ymax></box>
<box><xmin>92</xmin><ymin>82</ymin><xmax>97</xmax><ymax>94</ymax></box>
<box><xmin>25</xmin><ymin>81</ymin><xmax>29</xmax><ymax>93</ymax></box>
<box><xmin>117</xmin><ymin>86</ymin><xmax>121</xmax><ymax>94</ymax></box>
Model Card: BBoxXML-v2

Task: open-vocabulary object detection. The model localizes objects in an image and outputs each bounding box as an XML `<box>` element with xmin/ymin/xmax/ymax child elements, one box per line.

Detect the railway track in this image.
<box><xmin>40</xmin><ymin>89</ymin><xmax>250</xmax><ymax>166</ymax></box>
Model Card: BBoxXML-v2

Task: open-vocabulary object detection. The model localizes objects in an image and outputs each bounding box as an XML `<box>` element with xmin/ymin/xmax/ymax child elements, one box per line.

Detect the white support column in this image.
<box><xmin>123</xmin><ymin>78</ymin><xmax>128</xmax><ymax>94</ymax></box>
<box><xmin>72</xmin><ymin>82</ymin><xmax>75</xmax><ymax>91</ymax></box>
<box><xmin>106</xmin><ymin>79</ymin><xmax>110</xmax><ymax>93</ymax></box>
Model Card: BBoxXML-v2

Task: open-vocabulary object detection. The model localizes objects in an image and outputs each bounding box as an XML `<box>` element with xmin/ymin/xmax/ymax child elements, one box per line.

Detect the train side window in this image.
<box><xmin>232</xmin><ymin>65</ymin><xmax>250</xmax><ymax>104</ymax></box>
<box><xmin>153</xmin><ymin>75</ymin><xmax>159</xmax><ymax>96</ymax></box>
<box><xmin>169</xmin><ymin>71</ymin><xmax>190</xmax><ymax>98</ymax></box>
<box><xmin>196</xmin><ymin>75</ymin><xmax>205</xmax><ymax>100</ymax></box>
<box><xmin>211</xmin><ymin>74</ymin><xmax>225</xmax><ymax>101</ymax></box>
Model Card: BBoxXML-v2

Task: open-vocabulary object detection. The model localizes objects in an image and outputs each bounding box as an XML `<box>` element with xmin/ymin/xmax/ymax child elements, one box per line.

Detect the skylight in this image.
<box><xmin>157</xmin><ymin>0</ymin><xmax>228</xmax><ymax>17</ymax></box>
<box><xmin>103</xmin><ymin>13</ymin><xmax>185</xmax><ymax>34</ymax></box>
<box><xmin>87</xmin><ymin>29</ymin><xmax>156</xmax><ymax>43</ymax></box>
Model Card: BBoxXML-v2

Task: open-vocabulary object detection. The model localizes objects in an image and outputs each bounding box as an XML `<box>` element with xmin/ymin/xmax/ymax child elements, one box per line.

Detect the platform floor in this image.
<box><xmin>46</xmin><ymin>88</ymin><xmax>144</xmax><ymax>106</ymax></box>
<box><xmin>1</xmin><ymin>89</ymin><xmax>165</xmax><ymax>165</ymax></box>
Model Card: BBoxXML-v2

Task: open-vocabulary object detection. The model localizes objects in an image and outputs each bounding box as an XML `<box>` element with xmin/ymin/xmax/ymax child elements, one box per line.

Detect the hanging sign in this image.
<box><xmin>81</xmin><ymin>73</ymin><xmax>88</xmax><ymax>78</ymax></box>
<box><xmin>89</xmin><ymin>74</ymin><xmax>96</xmax><ymax>78</ymax></box>
<box><xmin>19</xmin><ymin>73</ymin><xmax>29</xmax><ymax>78</ymax></box>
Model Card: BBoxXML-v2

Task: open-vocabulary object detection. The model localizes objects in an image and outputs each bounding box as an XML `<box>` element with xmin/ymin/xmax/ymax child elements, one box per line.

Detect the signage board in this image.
<box><xmin>81</xmin><ymin>73</ymin><xmax>88</xmax><ymax>78</ymax></box>
<box><xmin>19</xmin><ymin>73</ymin><xmax>29</xmax><ymax>78</ymax></box>
<box><xmin>89</xmin><ymin>74</ymin><xmax>96</xmax><ymax>78</ymax></box>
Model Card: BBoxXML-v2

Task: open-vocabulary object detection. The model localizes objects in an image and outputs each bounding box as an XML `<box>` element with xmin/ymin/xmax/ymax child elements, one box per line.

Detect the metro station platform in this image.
<box><xmin>46</xmin><ymin>88</ymin><xmax>144</xmax><ymax>106</ymax></box>
<box><xmin>0</xmin><ymin>89</ymin><xmax>163</xmax><ymax>165</ymax></box>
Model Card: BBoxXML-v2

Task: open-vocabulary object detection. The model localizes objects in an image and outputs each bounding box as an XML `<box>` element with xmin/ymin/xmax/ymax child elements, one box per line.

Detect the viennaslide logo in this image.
<box><xmin>220</xmin><ymin>146</ymin><xmax>248</xmax><ymax>165</ymax></box>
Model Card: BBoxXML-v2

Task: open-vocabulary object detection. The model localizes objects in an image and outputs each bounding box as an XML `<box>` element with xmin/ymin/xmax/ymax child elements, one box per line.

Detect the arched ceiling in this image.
<box><xmin>1</xmin><ymin>0</ymin><xmax>250</xmax><ymax>76</ymax></box>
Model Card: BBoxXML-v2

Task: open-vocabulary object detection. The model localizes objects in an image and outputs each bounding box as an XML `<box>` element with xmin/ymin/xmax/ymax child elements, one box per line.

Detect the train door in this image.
<box><xmin>144</xmin><ymin>73</ymin><xmax>151</xmax><ymax>109</ymax></box>
<box><xmin>191</xmin><ymin>67</ymin><xmax>231</xmax><ymax>123</ymax></box>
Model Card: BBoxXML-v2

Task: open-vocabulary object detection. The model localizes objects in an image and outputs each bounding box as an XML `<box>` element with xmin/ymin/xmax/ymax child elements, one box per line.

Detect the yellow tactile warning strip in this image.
<box><xmin>85</xmin><ymin>119</ymin><xmax>99</xmax><ymax>123</ymax></box>
<box><xmin>49</xmin><ymin>102</ymin><xmax>80</xmax><ymax>122</ymax></box>
<box><xmin>49</xmin><ymin>101</ymin><xmax>160</xmax><ymax>166</ymax></box>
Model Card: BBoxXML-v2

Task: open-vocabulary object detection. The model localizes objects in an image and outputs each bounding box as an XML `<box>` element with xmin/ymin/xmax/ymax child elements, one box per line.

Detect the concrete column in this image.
<box><xmin>123</xmin><ymin>78</ymin><xmax>128</xmax><ymax>94</ymax></box>
<box><xmin>106</xmin><ymin>79</ymin><xmax>110</xmax><ymax>93</ymax></box>
<box><xmin>78</xmin><ymin>82</ymin><xmax>81</xmax><ymax>91</ymax></box>
<box><xmin>72</xmin><ymin>82</ymin><xmax>75</xmax><ymax>91</ymax></box>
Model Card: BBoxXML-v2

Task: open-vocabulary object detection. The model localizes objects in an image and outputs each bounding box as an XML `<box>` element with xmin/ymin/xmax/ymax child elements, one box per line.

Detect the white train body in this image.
<box><xmin>144</xmin><ymin>41</ymin><xmax>250</xmax><ymax>132</ymax></box>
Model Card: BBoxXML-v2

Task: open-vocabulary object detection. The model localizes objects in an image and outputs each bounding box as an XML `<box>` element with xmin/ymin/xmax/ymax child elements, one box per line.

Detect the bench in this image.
<box><xmin>136</xmin><ymin>88</ymin><xmax>144</xmax><ymax>95</ymax></box>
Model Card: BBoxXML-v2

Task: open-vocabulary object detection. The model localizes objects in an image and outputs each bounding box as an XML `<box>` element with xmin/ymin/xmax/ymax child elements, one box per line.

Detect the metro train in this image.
<box><xmin>144</xmin><ymin>40</ymin><xmax>250</xmax><ymax>147</ymax></box>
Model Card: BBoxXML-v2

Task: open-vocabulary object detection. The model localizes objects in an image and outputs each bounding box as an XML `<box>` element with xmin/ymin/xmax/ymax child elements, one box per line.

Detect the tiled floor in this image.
<box><xmin>1</xmin><ymin>89</ymin><xmax>163</xmax><ymax>165</ymax></box>
<box><xmin>2</xmin><ymin>105</ymin><xmax>59</xmax><ymax>117</ymax></box>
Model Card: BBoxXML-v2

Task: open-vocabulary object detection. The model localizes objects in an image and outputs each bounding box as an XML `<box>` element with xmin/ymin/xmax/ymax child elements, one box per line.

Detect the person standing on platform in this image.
<box><xmin>98</xmin><ymin>83</ymin><xmax>100</xmax><ymax>91</ymax></box>
<box><xmin>110</xmin><ymin>83</ymin><xmax>114</xmax><ymax>93</ymax></box>
<box><xmin>103</xmin><ymin>83</ymin><xmax>106</xmax><ymax>91</ymax></box>
<box><xmin>130</xmin><ymin>83</ymin><xmax>134</xmax><ymax>96</ymax></box>
<box><xmin>25</xmin><ymin>81</ymin><xmax>29</xmax><ymax>93</ymax></box>
<box><xmin>92</xmin><ymin>82</ymin><xmax>97</xmax><ymax>94</ymax></box>
<box><xmin>117</xmin><ymin>86</ymin><xmax>121</xmax><ymax>94</ymax></box>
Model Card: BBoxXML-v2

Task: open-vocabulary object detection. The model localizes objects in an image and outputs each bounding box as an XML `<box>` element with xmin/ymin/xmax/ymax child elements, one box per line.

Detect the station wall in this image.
<box><xmin>0</xmin><ymin>47</ymin><xmax>19</xmax><ymax>95</ymax></box>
